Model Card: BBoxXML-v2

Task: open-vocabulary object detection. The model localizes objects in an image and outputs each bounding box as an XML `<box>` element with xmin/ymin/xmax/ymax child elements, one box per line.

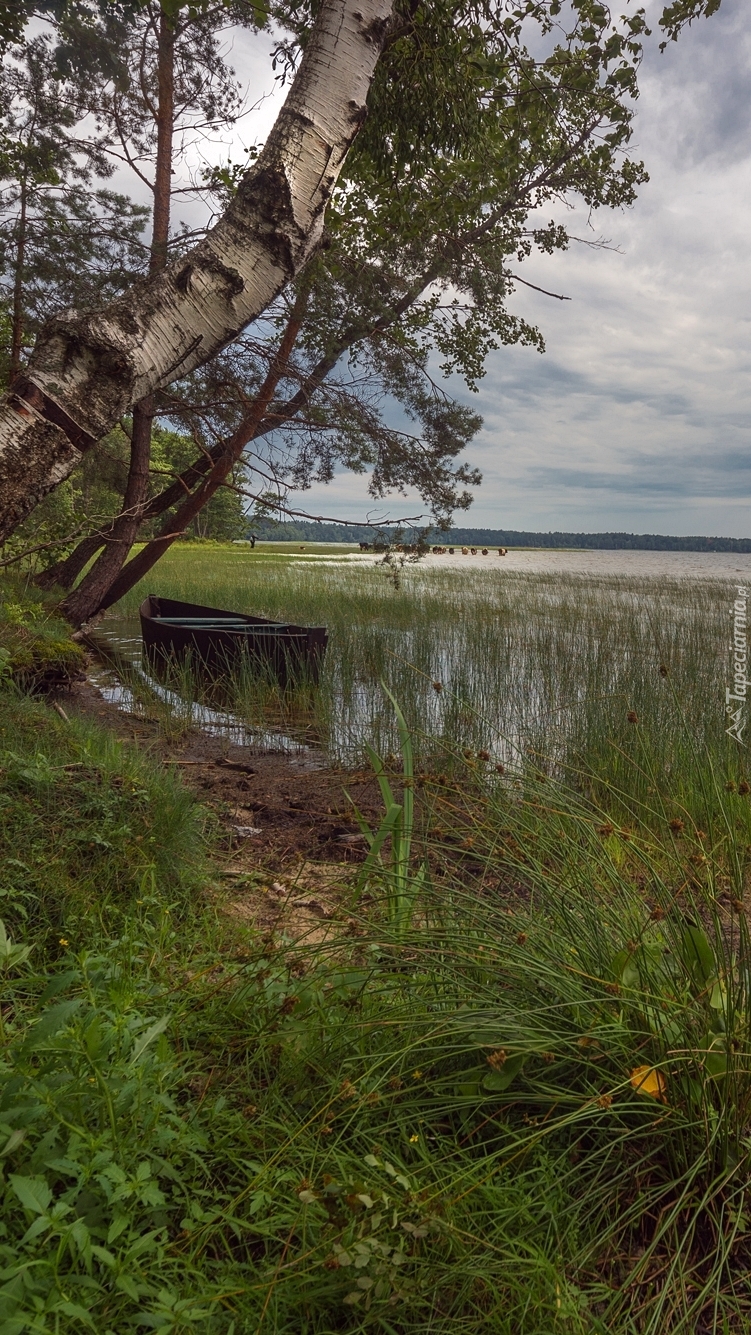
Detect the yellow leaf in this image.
<box><xmin>629</xmin><ymin>1065</ymin><xmax>667</xmax><ymax>1102</ymax></box>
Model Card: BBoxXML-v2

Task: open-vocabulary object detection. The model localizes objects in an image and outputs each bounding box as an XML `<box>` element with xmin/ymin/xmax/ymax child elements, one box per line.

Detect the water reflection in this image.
<box><xmin>85</xmin><ymin>620</ymin><xmax>325</xmax><ymax>765</ymax></box>
<box><xmin>87</xmin><ymin>567</ymin><xmax>729</xmax><ymax>779</ymax></box>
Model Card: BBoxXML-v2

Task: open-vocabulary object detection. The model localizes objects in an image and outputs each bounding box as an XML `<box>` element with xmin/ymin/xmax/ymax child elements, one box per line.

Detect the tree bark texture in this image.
<box><xmin>0</xmin><ymin>0</ymin><xmax>393</xmax><ymax>541</ymax></box>
<box><xmin>60</xmin><ymin>398</ymin><xmax>154</xmax><ymax>624</ymax></box>
<box><xmin>149</xmin><ymin>10</ymin><xmax>174</xmax><ymax>276</ymax></box>
<box><xmin>35</xmin><ymin>527</ymin><xmax>106</xmax><ymax>590</ymax></box>
<box><xmin>9</xmin><ymin>175</ymin><xmax>27</xmax><ymax>383</ymax></box>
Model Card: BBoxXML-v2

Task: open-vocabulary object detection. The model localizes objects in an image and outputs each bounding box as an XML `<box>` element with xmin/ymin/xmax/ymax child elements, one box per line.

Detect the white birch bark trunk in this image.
<box><xmin>0</xmin><ymin>0</ymin><xmax>393</xmax><ymax>540</ymax></box>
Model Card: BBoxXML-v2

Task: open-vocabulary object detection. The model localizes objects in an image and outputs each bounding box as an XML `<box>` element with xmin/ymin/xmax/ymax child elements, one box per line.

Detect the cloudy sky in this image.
<box><xmin>139</xmin><ymin>1</ymin><xmax>751</xmax><ymax>537</ymax></box>
<box><xmin>258</xmin><ymin>0</ymin><xmax>751</xmax><ymax>537</ymax></box>
<box><xmin>453</xmin><ymin>0</ymin><xmax>751</xmax><ymax>538</ymax></box>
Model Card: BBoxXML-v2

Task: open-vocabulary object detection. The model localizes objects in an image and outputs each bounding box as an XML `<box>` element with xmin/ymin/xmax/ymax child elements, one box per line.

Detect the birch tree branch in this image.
<box><xmin>0</xmin><ymin>0</ymin><xmax>394</xmax><ymax>541</ymax></box>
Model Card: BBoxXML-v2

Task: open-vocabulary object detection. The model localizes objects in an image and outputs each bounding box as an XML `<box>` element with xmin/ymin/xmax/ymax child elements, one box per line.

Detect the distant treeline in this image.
<box><xmin>249</xmin><ymin>520</ymin><xmax>751</xmax><ymax>552</ymax></box>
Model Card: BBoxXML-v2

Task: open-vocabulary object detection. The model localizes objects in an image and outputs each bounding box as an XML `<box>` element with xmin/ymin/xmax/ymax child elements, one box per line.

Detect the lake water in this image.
<box><xmin>388</xmin><ymin>548</ymin><xmax>751</xmax><ymax>580</ymax></box>
<box><xmin>85</xmin><ymin>546</ymin><xmax>746</xmax><ymax>766</ymax></box>
<box><xmin>237</xmin><ymin>541</ymin><xmax>751</xmax><ymax>582</ymax></box>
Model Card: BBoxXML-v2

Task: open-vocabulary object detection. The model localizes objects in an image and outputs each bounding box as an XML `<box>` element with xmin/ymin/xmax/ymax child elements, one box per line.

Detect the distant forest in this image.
<box><xmin>249</xmin><ymin>521</ymin><xmax>751</xmax><ymax>553</ymax></box>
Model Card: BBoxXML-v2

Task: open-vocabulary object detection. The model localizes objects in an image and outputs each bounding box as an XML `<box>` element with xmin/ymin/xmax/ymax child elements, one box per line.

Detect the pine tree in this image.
<box><xmin>0</xmin><ymin>32</ymin><xmax>148</xmax><ymax>385</ymax></box>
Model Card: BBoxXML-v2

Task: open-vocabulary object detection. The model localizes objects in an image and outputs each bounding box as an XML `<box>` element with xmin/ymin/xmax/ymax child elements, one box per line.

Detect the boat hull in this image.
<box><xmin>139</xmin><ymin>595</ymin><xmax>327</xmax><ymax>684</ymax></box>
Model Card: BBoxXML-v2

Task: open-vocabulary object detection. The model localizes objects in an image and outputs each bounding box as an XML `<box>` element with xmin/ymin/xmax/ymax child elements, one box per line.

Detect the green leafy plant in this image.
<box><xmin>0</xmin><ymin>929</ymin><xmax>221</xmax><ymax>1333</ymax></box>
<box><xmin>298</xmin><ymin>1153</ymin><xmax>440</xmax><ymax>1312</ymax></box>
<box><xmin>349</xmin><ymin>684</ymin><xmax>427</xmax><ymax>936</ymax></box>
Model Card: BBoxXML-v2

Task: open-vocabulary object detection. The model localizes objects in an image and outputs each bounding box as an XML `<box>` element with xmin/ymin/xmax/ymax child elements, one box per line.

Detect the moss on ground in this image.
<box><xmin>0</xmin><ymin>575</ymin><xmax>85</xmax><ymax>689</ymax></box>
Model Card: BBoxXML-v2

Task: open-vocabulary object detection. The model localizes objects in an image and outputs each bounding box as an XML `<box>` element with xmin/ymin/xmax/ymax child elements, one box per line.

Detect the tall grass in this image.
<box><xmin>3</xmin><ymin>659</ymin><xmax>751</xmax><ymax>1329</ymax></box>
<box><xmin>5</xmin><ymin>688</ymin><xmax>751</xmax><ymax>1331</ymax></box>
<box><xmin>0</xmin><ymin>688</ymin><xmax>208</xmax><ymax>948</ymax></box>
<box><xmin>107</xmin><ymin>547</ymin><xmax>741</xmax><ymax>828</ymax></box>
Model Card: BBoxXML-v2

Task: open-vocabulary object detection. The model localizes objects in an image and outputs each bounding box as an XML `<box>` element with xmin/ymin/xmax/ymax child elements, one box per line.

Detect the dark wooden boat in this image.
<box><xmin>139</xmin><ymin>595</ymin><xmax>327</xmax><ymax>684</ymax></box>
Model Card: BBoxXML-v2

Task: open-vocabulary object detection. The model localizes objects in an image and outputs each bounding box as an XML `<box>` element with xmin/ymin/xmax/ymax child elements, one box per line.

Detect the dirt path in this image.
<box><xmin>53</xmin><ymin>666</ymin><xmax>387</xmax><ymax>936</ymax></box>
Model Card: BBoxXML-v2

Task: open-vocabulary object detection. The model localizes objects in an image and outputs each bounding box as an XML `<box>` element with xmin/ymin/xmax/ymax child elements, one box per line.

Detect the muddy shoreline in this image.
<box><xmin>51</xmin><ymin>663</ymin><xmax>389</xmax><ymax>934</ymax></box>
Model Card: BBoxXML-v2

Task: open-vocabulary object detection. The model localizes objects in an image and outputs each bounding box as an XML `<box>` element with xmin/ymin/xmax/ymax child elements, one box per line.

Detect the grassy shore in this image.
<box><xmin>2</xmin><ymin>559</ymin><xmax>750</xmax><ymax>1331</ymax></box>
<box><xmin>110</xmin><ymin>543</ymin><xmax>743</xmax><ymax>824</ymax></box>
<box><xmin>2</xmin><ymin>682</ymin><xmax>751</xmax><ymax>1333</ymax></box>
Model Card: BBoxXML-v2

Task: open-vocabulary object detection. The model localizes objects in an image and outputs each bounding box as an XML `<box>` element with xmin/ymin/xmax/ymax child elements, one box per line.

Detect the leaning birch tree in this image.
<box><xmin>0</xmin><ymin>0</ymin><xmax>394</xmax><ymax>540</ymax></box>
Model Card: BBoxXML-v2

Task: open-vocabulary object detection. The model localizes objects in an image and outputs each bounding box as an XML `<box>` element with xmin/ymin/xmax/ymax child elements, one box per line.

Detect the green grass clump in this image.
<box><xmin>0</xmin><ymin>575</ymin><xmax>85</xmax><ymax>689</ymax></box>
<box><xmin>0</xmin><ymin>690</ymin><xmax>207</xmax><ymax>949</ymax></box>
<box><xmin>5</xmin><ymin>751</ymin><xmax>741</xmax><ymax>1334</ymax></box>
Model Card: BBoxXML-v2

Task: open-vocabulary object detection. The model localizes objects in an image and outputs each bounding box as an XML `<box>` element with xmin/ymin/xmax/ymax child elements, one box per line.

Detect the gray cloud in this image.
<box><xmin>438</xmin><ymin>0</ymin><xmax>751</xmax><ymax>536</ymax></box>
<box><xmin>641</xmin><ymin>0</ymin><xmax>751</xmax><ymax>168</ymax></box>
